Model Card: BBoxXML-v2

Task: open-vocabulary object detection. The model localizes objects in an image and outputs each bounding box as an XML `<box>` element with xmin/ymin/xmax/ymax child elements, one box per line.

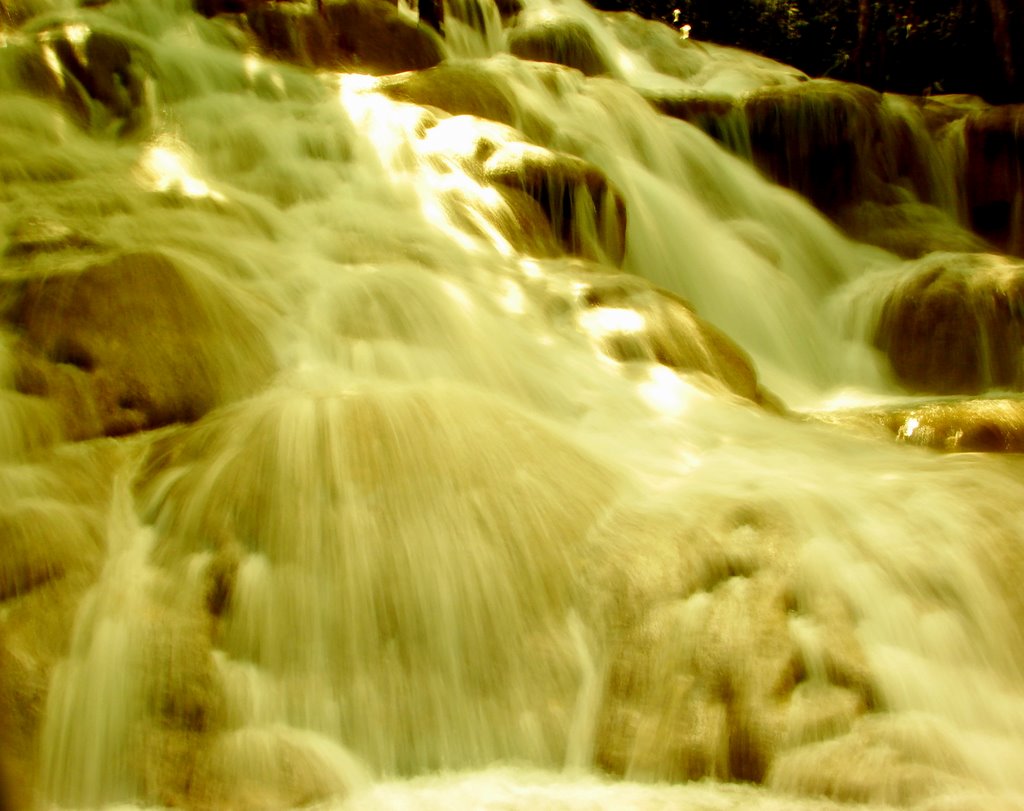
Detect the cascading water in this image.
<box><xmin>1</xmin><ymin>0</ymin><xmax>1024</xmax><ymax>809</ymax></box>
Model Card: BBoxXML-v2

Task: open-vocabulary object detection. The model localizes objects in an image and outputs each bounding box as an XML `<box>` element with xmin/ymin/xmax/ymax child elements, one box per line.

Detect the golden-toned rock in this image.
<box><xmin>567</xmin><ymin>268</ymin><xmax>776</xmax><ymax>407</ymax></box>
<box><xmin>415</xmin><ymin>115</ymin><xmax>627</xmax><ymax>263</ymax></box>
<box><xmin>810</xmin><ymin>397</ymin><xmax>1024</xmax><ymax>453</ymax></box>
<box><xmin>7</xmin><ymin>23</ymin><xmax>151</xmax><ymax>134</ymax></box>
<box><xmin>872</xmin><ymin>252</ymin><xmax>1024</xmax><ymax>395</ymax></box>
<box><xmin>246</xmin><ymin>0</ymin><xmax>445</xmax><ymax>76</ymax></box>
<box><xmin>482</xmin><ymin>143</ymin><xmax>627</xmax><ymax>264</ymax></box>
<box><xmin>508</xmin><ymin>16</ymin><xmax>612</xmax><ymax>77</ymax></box>
<box><xmin>380</xmin><ymin>62</ymin><xmax>519</xmax><ymax>127</ymax></box>
<box><xmin>5</xmin><ymin>251</ymin><xmax>275</xmax><ymax>440</ymax></box>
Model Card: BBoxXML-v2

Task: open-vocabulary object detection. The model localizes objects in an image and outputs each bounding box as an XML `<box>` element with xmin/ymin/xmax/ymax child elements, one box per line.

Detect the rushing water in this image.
<box><xmin>1</xmin><ymin>0</ymin><xmax>1024</xmax><ymax>809</ymax></box>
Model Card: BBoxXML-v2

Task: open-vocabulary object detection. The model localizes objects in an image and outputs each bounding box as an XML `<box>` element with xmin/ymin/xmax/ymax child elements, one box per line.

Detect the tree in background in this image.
<box><xmin>592</xmin><ymin>0</ymin><xmax>1023</xmax><ymax>102</ymax></box>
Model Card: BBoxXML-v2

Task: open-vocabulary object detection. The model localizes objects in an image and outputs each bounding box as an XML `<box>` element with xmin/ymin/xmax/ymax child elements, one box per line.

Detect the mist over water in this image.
<box><xmin>2</xmin><ymin>0</ymin><xmax>1024</xmax><ymax>808</ymax></box>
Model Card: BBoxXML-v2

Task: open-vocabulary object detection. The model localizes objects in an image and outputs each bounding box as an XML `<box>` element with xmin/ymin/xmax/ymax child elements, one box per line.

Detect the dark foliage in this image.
<box><xmin>591</xmin><ymin>0</ymin><xmax>1024</xmax><ymax>103</ymax></box>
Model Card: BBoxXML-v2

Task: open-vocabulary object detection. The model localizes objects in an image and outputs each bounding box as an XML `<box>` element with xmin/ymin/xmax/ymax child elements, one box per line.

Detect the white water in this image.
<box><xmin>1</xmin><ymin>0</ymin><xmax>1024</xmax><ymax>809</ymax></box>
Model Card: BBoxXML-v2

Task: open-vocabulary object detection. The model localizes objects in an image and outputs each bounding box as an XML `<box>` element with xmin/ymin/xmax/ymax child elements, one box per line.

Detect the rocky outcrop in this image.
<box><xmin>3</xmin><ymin>251</ymin><xmax>275</xmax><ymax>441</ymax></box>
<box><xmin>380</xmin><ymin>62</ymin><xmax>519</xmax><ymax>128</ymax></box>
<box><xmin>810</xmin><ymin>397</ymin><xmax>1024</xmax><ymax>453</ymax></box>
<box><xmin>743</xmin><ymin>81</ymin><xmax>937</xmax><ymax>219</ymax></box>
<box><xmin>567</xmin><ymin>268</ymin><xmax>777</xmax><ymax>408</ymax></box>
<box><xmin>871</xmin><ymin>252</ymin><xmax>1024</xmax><ymax>395</ymax></box>
<box><xmin>7</xmin><ymin>23</ymin><xmax>151</xmax><ymax>134</ymax></box>
<box><xmin>584</xmin><ymin>503</ymin><xmax>873</xmax><ymax>784</ymax></box>
<box><xmin>415</xmin><ymin>115</ymin><xmax>628</xmax><ymax>263</ymax></box>
<box><xmin>246</xmin><ymin>0</ymin><xmax>444</xmax><ymax>75</ymax></box>
<box><xmin>964</xmin><ymin>104</ymin><xmax>1024</xmax><ymax>257</ymax></box>
<box><xmin>508</xmin><ymin>15</ymin><xmax>613</xmax><ymax>77</ymax></box>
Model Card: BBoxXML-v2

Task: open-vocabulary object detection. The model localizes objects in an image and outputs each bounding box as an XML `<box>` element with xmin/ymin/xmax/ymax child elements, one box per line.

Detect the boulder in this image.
<box><xmin>0</xmin><ymin>440</ymin><xmax>126</xmax><ymax>808</ymax></box>
<box><xmin>379</xmin><ymin>62</ymin><xmax>518</xmax><ymax>127</ymax></box>
<box><xmin>964</xmin><ymin>104</ymin><xmax>1024</xmax><ymax>257</ymax></box>
<box><xmin>742</xmin><ymin>81</ymin><xmax>942</xmax><ymax>226</ymax></box>
<box><xmin>568</xmin><ymin>270</ymin><xmax>774</xmax><ymax>407</ymax></box>
<box><xmin>9</xmin><ymin>23</ymin><xmax>151</xmax><ymax>134</ymax></box>
<box><xmin>4</xmin><ymin>251</ymin><xmax>275</xmax><ymax>440</ymax></box>
<box><xmin>872</xmin><ymin>252</ymin><xmax>1024</xmax><ymax>395</ymax></box>
<box><xmin>415</xmin><ymin>115</ymin><xmax>627</xmax><ymax>263</ymax></box>
<box><xmin>481</xmin><ymin>141</ymin><xmax>627</xmax><ymax>264</ymax></box>
<box><xmin>508</xmin><ymin>15</ymin><xmax>612</xmax><ymax>77</ymax></box>
<box><xmin>647</xmin><ymin>91</ymin><xmax>748</xmax><ymax>153</ymax></box>
<box><xmin>583</xmin><ymin>504</ymin><xmax>873</xmax><ymax>783</ymax></box>
<box><xmin>809</xmin><ymin>397</ymin><xmax>1024</xmax><ymax>453</ymax></box>
<box><xmin>246</xmin><ymin>0</ymin><xmax>445</xmax><ymax>76</ymax></box>
<box><xmin>743</xmin><ymin>81</ymin><xmax>885</xmax><ymax>217</ymax></box>
<box><xmin>836</xmin><ymin>201</ymin><xmax>989</xmax><ymax>260</ymax></box>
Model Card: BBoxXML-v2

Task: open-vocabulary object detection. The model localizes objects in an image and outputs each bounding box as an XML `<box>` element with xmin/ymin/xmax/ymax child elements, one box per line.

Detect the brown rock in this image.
<box><xmin>872</xmin><ymin>252</ymin><xmax>1024</xmax><ymax>395</ymax></box>
<box><xmin>5</xmin><ymin>251</ymin><xmax>275</xmax><ymax>440</ymax></box>
<box><xmin>413</xmin><ymin>115</ymin><xmax>626</xmax><ymax>262</ymax></box>
<box><xmin>565</xmin><ymin>268</ymin><xmax>776</xmax><ymax>407</ymax></box>
<box><xmin>379</xmin><ymin>62</ymin><xmax>519</xmax><ymax>127</ymax></box>
<box><xmin>482</xmin><ymin>144</ymin><xmax>627</xmax><ymax>264</ymax></box>
<box><xmin>809</xmin><ymin>397</ymin><xmax>1024</xmax><ymax>453</ymax></box>
<box><xmin>9</xmin><ymin>23</ymin><xmax>151</xmax><ymax>134</ymax></box>
<box><xmin>247</xmin><ymin>0</ymin><xmax>444</xmax><ymax>75</ymax></box>
<box><xmin>964</xmin><ymin>104</ymin><xmax>1024</xmax><ymax>257</ymax></box>
<box><xmin>508</xmin><ymin>16</ymin><xmax>612</xmax><ymax>77</ymax></box>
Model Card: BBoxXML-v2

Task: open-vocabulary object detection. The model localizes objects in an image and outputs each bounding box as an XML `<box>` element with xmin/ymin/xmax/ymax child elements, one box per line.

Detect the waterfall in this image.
<box><xmin>2</xmin><ymin>0</ymin><xmax>1024</xmax><ymax>808</ymax></box>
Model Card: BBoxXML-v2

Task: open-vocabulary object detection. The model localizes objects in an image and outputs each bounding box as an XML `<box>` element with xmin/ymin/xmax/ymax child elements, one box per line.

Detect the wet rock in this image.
<box><xmin>508</xmin><ymin>15</ymin><xmax>612</xmax><ymax>77</ymax></box>
<box><xmin>3</xmin><ymin>217</ymin><xmax>99</xmax><ymax>258</ymax></box>
<box><xmin>964</xmin><ymin>104</ymin><xmax>1024</xmax><ymax>257</ymax></box>
<box><xmin>482</xmin><ymin>143</ymin><xmax>627</xmax><ymax>264</ymax></box>
<box><xmin>4</xmin><ymin>251</ymin><xmax>276</xmax><ymax>440</ymax></box>
<box><xmin>836</xmin><ymin>201</ymin><xmax>989</xmax><ymax>260</ymax></box>
<box><xmin>769</xmin><ymin>715</ymin><xmax>978</xmax><ymax>806</ymax></box>
<box><xmin>0</xmin><ymin>440</ymin><xmax>126</xmax><ymax>807</ymax></box>
<box><xmin>584</xmin><ymin>504</ymin><xmax>871</xmax><ymax>784</ymax></box>
<box><xmin>647</xmin><ymin>91</ymin><xmax>749</xmax><ymax>153</ymax></box>
<box><xmin>415</xmin><ymin>115</ymin><xmax>627</xmax><ymax>263</ymax></box>
<box><xmin>246</xmin><ymin>0</ymin><xmax>444</xmax><ymax>76</ymax></box>
<box><xmin>380</xmin><ymin>62</ymin><xmax>518</xmax><ymax>127</ymax></box>
<box><xmin>872</xmin><ymin>252</ymin><xmax>1024</xmax><ymax>395</ymax></box>
<box><xmin>743</xmin><ymin>81</ymin><xmax>943</xmax><ymax>226</ymax></box>
<box><xmin>570</xmin><ymin>270</ymin><xmax>774</xmax><ymax>407</ymax></box>
<box><xmin>10</xmin><ymin>23</ymin><xmax>151</xmax><ymax>134</ymax></box>
<box><xmin>809</xmin><ymin>397</ymin><xmax>1024</xmax><ymax>453</ymax></box>
<box><xmin>744</xmin><ymin>81</ymin><xmax>884</xmax><ymax>217</ymax></box>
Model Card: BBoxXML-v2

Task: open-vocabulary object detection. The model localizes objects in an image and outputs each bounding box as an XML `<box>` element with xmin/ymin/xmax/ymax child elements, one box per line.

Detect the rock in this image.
<box><xmin>872</xmin><ymin>252</ymin><xmax>1024</xmax><ymax>395</ymax></box>
<box><xmin>508</xmin><ymin>15</ymin><xmax>612</xmax><ymax>77</ymax></box>
<box><xmin>10</xmin><ymin>23</ymin><xmax>151</xmax><ymax>134</ymax></box>
<box><xmin>134</xmin><ymin>382</ymin><xmax>621</xmax><ymax>774</ymax></box>
<box><xmin>744</xmin><ymin>81</ymin><xmax>885</xmax><ymax>217</ymax></box>
<box><xmin>836</xmin><ymin>201</ymin><xmax>989</xmax><ymax>260</ymax></box>
<box><xmin>0</xmin><ymin>440</ymin><xmax>127</xmax><ymax>808</ymax></box>
<box><xmin>379</xmin><ymin>62</ymin><xmax>518</xmax><ymax>128</ymax></box>
<box><xmin>568</xmin><ymin>270</ymin><xmax>775</xmax><ymax>407</ymax></box>
<box><xmin>3</xmin><ymin>217</ymin><xmax>99</xmax><ymax>258</ymax></box>
<box><xmin>743</xmin><ymin>81</ymin><xmax>943</xmax><ymax>224</ymax></box>
<box><xmin>4</xmin><ymin>251</ymin><xmax>276</xmax><ymax>440</ymax></box>
<box><xmin>647</xmin><ymin>91</ymin><xmax>749</xmax><ymax>153</ymax></box>
<box><xmin>481</xmin><ymin>141</ymin><xmax>627</xmax><ymax>264</ymax></box>
<box><xmin>583</xmin><ymin>504</ymin><xmax>872</xmax><ymax>784</ymax></box>
<box><xmin>964</xmin><ymin>104</ymin><xmax>1024</xmax><ymax>257</ymax></box>
<box><xmin>415</xmin><ymin>115</ymin><xmax>627</xmax><ymax>263</ymax></box>
<box><xmin>809</xmin><ymin>397</ymin><xmax>1024</xmax><ymax>453</ymax></box>
<box><xmin>768</xmin><ymin>715</ymin><xmax>977</xmax><ymax>806</ymax></box>
<box><xmin>246</xmin><ymin>0</ymin><xmax>445</xmax><ymax>76</ymax></box>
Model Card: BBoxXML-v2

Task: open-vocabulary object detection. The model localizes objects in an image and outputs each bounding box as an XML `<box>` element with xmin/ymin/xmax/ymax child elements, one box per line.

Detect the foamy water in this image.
<box><xmin>1</xmin><ymin>0</ymin><xmax>1023</xmax><ymax>809</ymax></box>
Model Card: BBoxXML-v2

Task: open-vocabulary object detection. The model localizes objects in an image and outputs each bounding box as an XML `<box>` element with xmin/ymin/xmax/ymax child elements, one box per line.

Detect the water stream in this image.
<box><xmin>1</xmin><ymin>0</ymin><xmax>1023</xmax><ymax>808</ymax></box>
